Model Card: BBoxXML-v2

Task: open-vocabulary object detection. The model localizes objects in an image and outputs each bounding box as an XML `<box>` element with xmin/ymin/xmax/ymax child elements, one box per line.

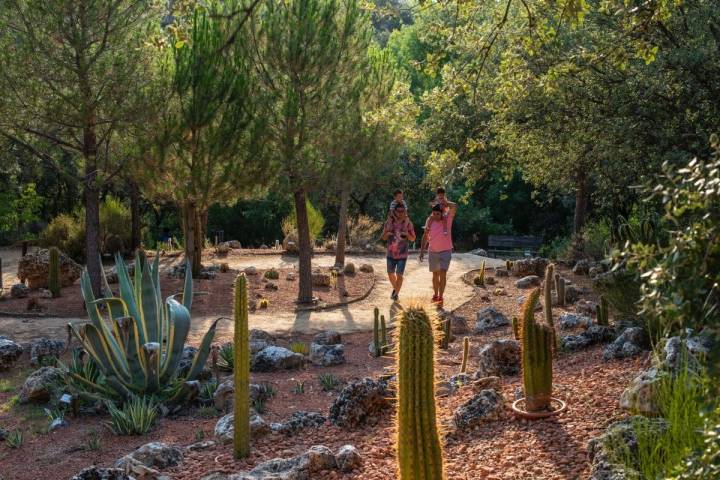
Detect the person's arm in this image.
<box><xmin>406</xmin><ymin>222</ymin><xmax>417</xmax><ymax>243</ymax></box>
<box><xmin>446</xmin><ymin>201</ymin><xmax>458</xmax><ymax>217</ymax></box>
<box><xmin>419</xmin><ymin>217</ymin><xmax>430</xmax><ymax>259</ymax></box>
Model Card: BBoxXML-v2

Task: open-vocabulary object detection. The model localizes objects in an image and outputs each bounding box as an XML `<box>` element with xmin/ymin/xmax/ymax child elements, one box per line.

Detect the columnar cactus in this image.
<box><xmin>233</xmin><ymin>274</ymin><xmax>250</xmax><ymax>459</ymax></box>
<box><xmin>511</xmin><ymin>316</ymin><xmax>520</xmax><ymax>340</ymax></box>
<box><xmin>543</xmin><ymin>264</ymin><xmax>557</xmax><ymax>350</ymax></box>
<box><xmin>48</xmin><ymin>247</ymin><xmax>61</xmax><ymax>298</ymax></box>
<box><xmin>440</xmin><ymin>318</ymin><xmax>451</xmax><ymax>349</ymax></box>
<box><xmin>373</xmin><ymin>307</ymin><xmax>381</xmax><ymax>357</ymax></box>
<box><xmin>555</xmin><ymin>273</ymin><xmax>565</xmax><ymax>307</ymax></box>
<box><xmin>520</xmin><ymin>289</ymin><xmax>553</xmax><ymax>412</ymax></box>
<box><xmin>380</xmin><ymin>314</ymin><xmax>388</xmax><ymax>355</ymax></box>
<box><xmin>460</xmin><ymin>337</ymin><xmax>469</xmax><ymax>374</ymax></box>
<box><xmin>474</xmin><ymin>261</ymin><xmax>486</xmax><ymax>286</ymax></box>
<box><xmin>506</xmin><ymin>260</ymin><xmax>513</xmax><ymax>271</ymax></box>
<box><xmin>396</xmin><ymin>304</ymin><xmax>445</xmax><ymax>480</ymax></box>
<box><xmin>596</xmin><ymin>296</ymin><xmax>609</xmax><ymax>326</ymax></box>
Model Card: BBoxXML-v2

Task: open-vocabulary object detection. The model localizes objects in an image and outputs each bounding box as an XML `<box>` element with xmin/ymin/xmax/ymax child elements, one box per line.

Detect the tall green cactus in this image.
<box><xmin>233</xmin><ymin>274</ymin><xmax>250</xmax><ymax>459</ymax></box>
<box><xmin>555</xmin><ymin>273</ymin><xmax>565</xmax><ymax>307</ymax></box>
<box><xmin>474</xmin><ymin>261</ymin><xmax>486</xmax><ymax>286</ymax></box>
<box><xmin>520</xmin><ymin>289</ymin><xmax>553</xmax><ymax>412</ymax></box>
<box><xmin>373</xmin><ymin>307</ymin><xmax>381</xmax><ymax>357</ymax></box>
<box><xmin>48</xmin><ymin>247</ymin><xmax>61</xmax><ymax>298</ymax></box>
<box><xmin>543</xmin><ymin>264</ymin><xmax>557</xmax><ymax>350</ymax></box>
<box><xmin>596</xmin><ymin>296</ymin><xmax>609</xmax><ymax>326</ymax></box>
<box><xmin>380</xmin><ymin>314</ymin><xmax>388</xmax><ymax>355</ymax></box>
<box><xmin>460</xmin><ymin>337</ymin><xmax>469</xmax><ymax>374</ymax></box>
<box><xmin>506</xmin><ymin>259</ymin><xmax>513</xmax><ymax>271</ymax></box>
<box><xmin>396</xmin><ymin>304</ymin><xmax>445</xmax><ymax>480</ymax></box>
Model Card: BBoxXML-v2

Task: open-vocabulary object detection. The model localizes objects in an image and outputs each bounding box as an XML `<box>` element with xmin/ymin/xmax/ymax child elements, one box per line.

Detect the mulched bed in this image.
<box><xmin>0</xmin><ymin>267</ymin><xmax>374</xmax><ymax>319</ymax></box>
<box><xmin>0</xmin><ymin>261</ymin><xmax>644</xmax><ymax>480</ymax></box>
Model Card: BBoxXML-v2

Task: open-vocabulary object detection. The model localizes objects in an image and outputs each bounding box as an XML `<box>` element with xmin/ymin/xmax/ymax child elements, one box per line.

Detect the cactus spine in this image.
<box><xmin>380</xmin><ymin>314</ymin><xmax>388</xmax><ymax>355</ymax></box>
<box><xmin>520</xmin><ymin>289</ymin><xmax>553</xmax><ymax>412</ymax></box>
<box><xmin>543</xmin><ymin>264</ymin><xmax>557</xmax><ymax>350</ymax></box>
<box><xmin>373</xmin><ymin>307</ymin><xmax>381</xmax><ymax>357</ymax></box>
<box><xmin>596</xmin><ymin>296</ymin><xmax>609</xmax><ymax>326</ymax></box>
<box><xmin>460</xmin><ymin>337</ymin><xmax>469</xmax><ymax>374</ymax></box>
<box><xmin>511</xmin><ymin>316</ymin><xmax>520</xmax><ymax>340</ymax></box>
<box><xmin>396</xmin><ymin>305</ymin><xmax>445</xmax><ymax>480</ymax></box>
<box><xmin>555</xmin><ymin>273</ymin><xmax>565</xmax><ymax>307</ymax></box>
<box><xmin>48</xmin><ymin>247</ymin><xmax>60</xmax><ymax>298</ymax></box>
<box><xmin>233</xmin><ymin>274</ymin><xmax>250</xmax><ymax>459</ymax></box>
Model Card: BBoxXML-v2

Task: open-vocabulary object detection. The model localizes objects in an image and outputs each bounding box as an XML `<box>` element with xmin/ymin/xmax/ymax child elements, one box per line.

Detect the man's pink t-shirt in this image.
<box><xmin>426</xmin><ymin>212</ymin><xmax>454</xmax><ymax>252</ymax></box>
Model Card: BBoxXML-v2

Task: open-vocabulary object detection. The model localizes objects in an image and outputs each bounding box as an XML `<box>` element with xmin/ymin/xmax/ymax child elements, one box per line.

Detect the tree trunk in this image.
<box><xmin>334</xmin><ymin>186</ymin><xmax>350</xmax><ymax>267</ymax></box>
<box><xmin>182</xmin><ymin>201</ymin><xmax>203</xmax><ymax>277</ymax></box>
<box><xmin>294</xmin><ymin>189</ymin><xmax>314</xmax><ymax>303</ymax></box>
<box><xmin>129</xmin><ymin>180</ymin><xmax>141</xmax><ymax>252</ymax></box>
<box><xmin>84</xmin><ymin>157</ymin><xmax>102</xmax><ymax>297</ymax></box>
<box><xmin>573</xmin><ymin>170</ymin><xmax>588</xmax><ymax>234</ymax></box>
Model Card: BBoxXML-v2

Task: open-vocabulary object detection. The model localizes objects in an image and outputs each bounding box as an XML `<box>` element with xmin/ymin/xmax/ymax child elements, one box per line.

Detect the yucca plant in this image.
<box><xmin>5</xmin><ymin>429</ymin><xmax>23</xmax><ymax>448</ymax></box>
<box><xmin>67</xmin><ymin>254</ymin><xmax>221</xmax><ymax>402</ymax></box>
<box><xmin>217</xmin><ymin>343</ymin><xmax>234</xmax><ymax>371</ymax></box>
<box><xmin>319</xmin><ymin>373</ymin><xmax>341</xmax><ymax>391</ymax></box>
<box><xmin>106</xmin><ymin>395</ymin><xmax>157</xmax><ymax>435</ymax></box>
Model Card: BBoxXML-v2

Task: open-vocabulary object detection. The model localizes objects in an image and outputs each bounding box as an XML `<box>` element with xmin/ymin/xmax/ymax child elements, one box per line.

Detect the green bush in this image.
<box><xmin>281</xmin><ymin>199</ymin><xmax>325</xmax><ymax>241</ymax></box>
<box><xmin>40</xmin><ymin>213</ymin><xmax>84</xmax><ymax>260</ymax></box>
<box><xmin>672</xmin><ymin>405</ymin><xmax>720</xmax><ymax>479</ymax></box>
<box><xmin>40</xmin><ymin>196</ymin><xmax>132</xmax><ymax>260</ymax></box>
<box><xmin>573</xmin><ymin>219</ymin><xmax>612</xmax><ymax>260</ymax></box>
<box><xmin>624</xmin><ymin>142</ymin><xmax>720</xmax><ymax>341</ymax></box>
<box><xmin>539</xmin><ymin>235</ymin><xmax>571</xmax><ymax>260</ymax></box>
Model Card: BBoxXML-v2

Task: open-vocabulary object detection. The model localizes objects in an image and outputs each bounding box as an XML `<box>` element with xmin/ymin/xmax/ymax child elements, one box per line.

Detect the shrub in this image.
<box><xmin>40</xmin><ymin>213</ymin><xmax>84</xmax><ymax>260</ymax></box>
<box><xmin>623</xmin><ymin>143</ymin><xmax>720</xmax><ymax>342</ymax></box>
<box><xmin>539</xmin><ymin>235</ymin><xmax>571</xmax><ymax>260</ymax></box>
<box><xmin>264</xmin><ymin>268</ymin><xmax>279</xmax><ymax>280</ymax></box>
<box><xmin>318</xmin><ymin>373</ymin><xmax>341</xmax><ymax>391</ymax></box>
<box><xmin>572</xmin><ymin>220</ymin><xmax>612</xmax><ymax>260</ymax></box>
<box><xmin>289</xmin><ymin>342</ymin><xmax>309</xmax><ymax>355</ymax></box>
<box><xmin>100</xmin><ymin>196</ymin><xmax>131</xmax><ymax>254</ymax></box>
<box><xmin>217</xmin><ymin>343</ymin><xmax>234</xmax><ymax>371</ymax></box>
<box><xmin>281</xmin><ymin>199</ymin><xmax>325</xmax><ymax>241</ymax></box>
<box><xmin>672</xmin><ymin>404</ymin><xmax>720</xmax><ymax>479</ymax></box>
<box><xmin>346</xmin><ymin>214</ymin><xmax>382</xmax><ymax>248</ymax></box>
<box><xmin>107</xmin><ymin>396</ymin><xmax>158</xmax><ymax>435</ymax></box>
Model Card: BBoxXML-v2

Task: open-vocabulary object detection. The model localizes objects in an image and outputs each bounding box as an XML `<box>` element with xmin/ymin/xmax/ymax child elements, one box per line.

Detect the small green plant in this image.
<box><xmin>44</xmin><ymin>406</ymin><xmax>66</xmax><ymax>428</ymax></box>
<box><xmin>264</xmin><ymin>268</ymin><xmax>279</xmax><ymax>280</ymax></box>
<box><xmin>199</xmin><ymin>379</ymin><xmax>218</xmax><ymax>404</ymax></box>
<box><xmin>319</xmin><ymin>373</ymin><xmax>341</xmax><ymax>391</ymax></box>
<box><xmin>596</xmin><ymin>296</ymin><xmax>610</xmax><ymax>326</ymax></box>
<box><xmin>194</xmin><ymin>429</ymin><xmax>206</xmax><ymax>442</ymax></box>
<box><xmin>197</xmin><ymin>406</ymin><xmax>221</xmax><ymax>418</ymax></box>
<box><xmin>106</xmin><ymin>396</ymin><xmax>157</xmax><ymax>435</ymax></box>
<box><xmin>48</xmin><ymin>246</ymin><xmax>61</xmax><ymax>298</ymax></box>
<box><xmin>0</xmin><ymin>379</ymin><xmax>14</xmax><ymax>393</ymax></box>
<box><xmin>257</xmin><ymin>382</ymin><xmax>275</xmax><ymax>399</ymax></box>
<box><xmin>86</xmin><ymin>429</ymin><xmax>101</xmax><ymax>451</ymax></box>
<box><xmin>217</xmin><ymin>343</ymin><xmax>234</xmax><ymax>371</ymax></box>
<box><xmin>460</xmin><ymin>337</ymin><xmax>470</xmax><ymax>374</ymax></box>
<box><xmin>251</xmin><ymin>396</ymin><xmax>267</xmax><ymax>414</ymax></box>
<box><xmin>290</xmin><ymin>342</ymin><xmax>309</xmax><ymax>355</ymax></box>
<box><xmin>5</xmin><ymin>429</ymin><xmax>23</xmax><ymax>448</ymax></box>
<box><xmin>292</xmin><ymin>381</ymin><xmax>305</xmax><ymax>394</ymax></box>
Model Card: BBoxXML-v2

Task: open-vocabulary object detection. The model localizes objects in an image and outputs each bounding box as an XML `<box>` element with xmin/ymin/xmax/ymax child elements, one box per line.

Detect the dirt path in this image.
<box><xmin>0</xmin><ymin>252</ymin><xmax>501</xmax><ymax>344</ymax></box>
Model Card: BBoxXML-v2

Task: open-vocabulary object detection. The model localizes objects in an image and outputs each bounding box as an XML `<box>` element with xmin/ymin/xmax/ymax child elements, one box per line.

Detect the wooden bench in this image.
<box><xmin>486</xmin><ymin>235</ymin><xmax>543</xmax><ymax>258</ymax></box>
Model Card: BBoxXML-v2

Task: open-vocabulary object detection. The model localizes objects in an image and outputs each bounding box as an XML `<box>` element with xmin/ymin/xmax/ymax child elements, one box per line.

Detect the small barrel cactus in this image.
<box><xmin>520</xmin><ymin>289</ymin><xmax>553</xmax><ymax>412</ymax></box>
<box><xmin>233</xmin><ymin>274</ymin><xmax>250</xmax><ymax>458</ymax></box>
<box><xmin>396</xmin><ymin>304</ymin><xmax>445</xmax><ymax>480</ymax></box>
<box><xmin>48</xmin><ymin>247</ymin><xmax>61</xmax><ymax>298</ymax></box>
<box><xmin>460</xmin><ymin>337</ymin><xmax>470</xmax><ymax>374</ymax></box>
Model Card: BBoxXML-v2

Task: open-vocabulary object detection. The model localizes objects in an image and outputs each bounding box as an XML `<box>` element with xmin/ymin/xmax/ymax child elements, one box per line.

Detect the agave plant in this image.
<box><xmin>67</xmin><ymin>254</ymin><xmax>220</xmax><ymax>401</ymax></box>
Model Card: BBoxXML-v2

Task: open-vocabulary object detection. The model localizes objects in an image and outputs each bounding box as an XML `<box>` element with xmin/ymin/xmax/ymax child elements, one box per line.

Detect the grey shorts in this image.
<box><xmin>428</xmin><ymin>250</ymin><xmax>452</xmax><ymax>272</ymax></box>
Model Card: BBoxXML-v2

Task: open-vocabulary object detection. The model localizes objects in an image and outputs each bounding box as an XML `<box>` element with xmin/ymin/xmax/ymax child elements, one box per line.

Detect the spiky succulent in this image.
<box><xmin>67</xmin><ymin>254</ymin><xmax>220</xmax><ymax>401</ymax></box>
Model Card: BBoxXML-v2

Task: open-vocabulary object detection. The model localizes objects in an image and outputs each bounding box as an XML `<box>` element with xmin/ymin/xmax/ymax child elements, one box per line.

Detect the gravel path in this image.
<box><xmin>0</xmin><ymin>252</ymin><xmax>502</xmax><ymax>343</ymax></box>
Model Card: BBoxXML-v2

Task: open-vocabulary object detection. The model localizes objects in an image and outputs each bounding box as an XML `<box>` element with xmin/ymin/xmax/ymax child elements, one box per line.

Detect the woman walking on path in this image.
<box><xmin>419</xmin><ymin>199</ymin><xmax>457</xmax><ymax>308</ymax></box>
<box><xmin>381</xmin><ymin>203</ymin><xmax>416</xmax><ymax>301</ymax></box>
